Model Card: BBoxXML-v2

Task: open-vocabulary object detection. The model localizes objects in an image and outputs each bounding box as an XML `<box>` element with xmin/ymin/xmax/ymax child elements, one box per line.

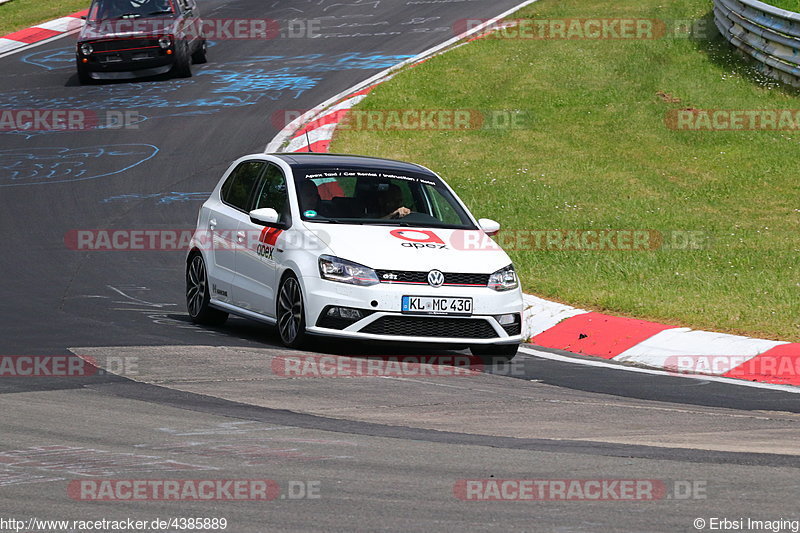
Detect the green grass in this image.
<box><xmin>761</xmin><ymin>0</ymin><xmax>800</xmax><ymax>10</ymax></box>
<box><xmin>0</xmin><ymin>0</ymin><xmax>89</xmax><ymax>36</ymax></box>
<box><xmin>331</xmin><ymin>0</ymin><xmax>800</xmax><ymax>342</ymax></box>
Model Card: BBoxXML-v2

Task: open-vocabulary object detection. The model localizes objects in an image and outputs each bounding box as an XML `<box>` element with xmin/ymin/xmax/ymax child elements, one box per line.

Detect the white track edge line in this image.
<box><xmin>0</xmin><ymin>26</ymin><xmax>81</xmax><ymax>60</ymax></box>
<box><xmin>519</xmin><ymin>347</ymin><xmax>800</xmax><ymax>394</ymax></box>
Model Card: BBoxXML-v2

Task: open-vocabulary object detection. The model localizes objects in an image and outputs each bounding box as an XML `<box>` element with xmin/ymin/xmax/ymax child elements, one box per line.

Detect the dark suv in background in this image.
<box><xmin>76</xmin><ymin>0</ymin><xmax>207</xmax><ymax>83</ymax></box>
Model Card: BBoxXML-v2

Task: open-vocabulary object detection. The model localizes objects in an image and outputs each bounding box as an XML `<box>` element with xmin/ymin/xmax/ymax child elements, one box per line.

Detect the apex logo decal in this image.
<box><xmin>390</xmin><ymin>229</ymin><xmax>448</xmax><ymax>249</ymax></box>
<box><xmin>257</xmin><ymin>227</ymin><xmax>283</xmax><ymax>261</ymax></box>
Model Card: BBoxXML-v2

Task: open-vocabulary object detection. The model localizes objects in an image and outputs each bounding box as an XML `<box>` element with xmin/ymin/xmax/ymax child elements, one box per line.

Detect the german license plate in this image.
<box><xmin>401</xmin><ymin>296</ymin><xmax>473</xmax><ymax>316</ymax></box>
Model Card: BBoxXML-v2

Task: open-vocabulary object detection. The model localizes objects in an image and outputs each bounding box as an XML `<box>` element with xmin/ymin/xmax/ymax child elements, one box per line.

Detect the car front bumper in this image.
<box><xmin>300</xmin><ymin>274</ymin><xmax>524</xmax><ymax>345</ymax></box>
<box><xmin>78</xmin><ymin>50</ymin><xmax>175</xmax><ymax>79</ymax></box>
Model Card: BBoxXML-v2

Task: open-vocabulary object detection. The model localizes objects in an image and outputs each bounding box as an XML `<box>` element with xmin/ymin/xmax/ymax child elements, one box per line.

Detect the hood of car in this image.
<box><xmin>303</xmin><ymin>223</ymin><xmax>512</xmax><ymax>274</ymax></box>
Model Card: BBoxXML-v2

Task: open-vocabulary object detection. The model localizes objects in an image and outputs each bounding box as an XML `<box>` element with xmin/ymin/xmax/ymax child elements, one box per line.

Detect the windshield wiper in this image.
<box><xmin>117</xmin><ymin>12</ymin><xmax>141</xmax><ymax>19</ymax></box>
<box><xmin>304</xmin><ymin>218</ymin><xmax>340</xmax><ymax>224</ymax></box>
<box><xmin>364</xmin><ymin>220</ymin><xmax>413</xmax><ymax>226</ymax></box>
<box><xmin>146</xmin><ymin>10</ymin><xmax>174</xmax><ymax>15</ymax></box>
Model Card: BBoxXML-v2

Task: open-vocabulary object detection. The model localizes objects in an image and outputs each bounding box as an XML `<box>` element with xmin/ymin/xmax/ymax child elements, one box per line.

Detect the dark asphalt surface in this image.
<box><xmin>0</xmin><ymin>0</ymin><xmax>798</xmax><ymax>530</ymax></box>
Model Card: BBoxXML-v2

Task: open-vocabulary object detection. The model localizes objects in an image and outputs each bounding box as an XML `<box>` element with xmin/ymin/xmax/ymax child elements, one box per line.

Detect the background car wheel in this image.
<box><xmin>470</xmin><ymin>343</ymin><xmax>519</xmax><ymax>364</ymax></box>
<box><xmin>277</xmin><ymin>274</ymin><xmax>307</xmax><ymax>348</ymax></box>
<box><xmin>191</xmin><ymin>39</ymin><xmax>208</xmax><ymax>64</ymax></box>
<box><xmin>186</xmin><ymin>253</ymin><xmax>228</xmax><ymax>326</ymax></box>
<box><xmin>173</xmin><ymin>42</ymin><xmax>193</xmax><ymax>77</ymax></box>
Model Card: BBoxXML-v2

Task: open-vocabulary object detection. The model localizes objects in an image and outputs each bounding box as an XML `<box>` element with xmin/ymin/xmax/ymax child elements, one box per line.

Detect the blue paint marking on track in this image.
<box><xmin>0</xmin><ymin>144</ymin><xmax>159</xmax><ymax>187</ymax></box>
<box><xmin>21</xmin><ymin>48</ymin><xmax>75</xmax><ymax>71</ymax></box>
<box><xmin>6</xmin><ymin>52</ymin><xmax>415</xmax><ymax>110</ymax></box>
<box><xmin>102</xmin><ymin>191</ymin><xmax>211</xmax><ymax>204</ymax></box>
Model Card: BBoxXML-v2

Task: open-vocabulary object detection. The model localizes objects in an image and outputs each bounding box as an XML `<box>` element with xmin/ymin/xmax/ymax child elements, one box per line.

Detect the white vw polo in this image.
<box><xmin>186</xmin><ymin>153</ymin><xmax>523</xmax><ymax>358</ymax></box>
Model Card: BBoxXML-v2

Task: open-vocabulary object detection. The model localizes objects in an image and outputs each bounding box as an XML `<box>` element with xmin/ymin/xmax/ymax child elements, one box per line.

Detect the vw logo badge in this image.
<box><xmin>427</xmin><ymin>270</ymin><xmax>444</xmax><ymax>287</ymax></box>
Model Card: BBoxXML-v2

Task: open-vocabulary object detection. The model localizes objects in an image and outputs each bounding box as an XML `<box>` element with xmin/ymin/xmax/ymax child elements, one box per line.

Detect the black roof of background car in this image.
<box><xmin>271</xmin><ymin>153</ymin><xmax>435</xmax><ymax>176</ymax></box>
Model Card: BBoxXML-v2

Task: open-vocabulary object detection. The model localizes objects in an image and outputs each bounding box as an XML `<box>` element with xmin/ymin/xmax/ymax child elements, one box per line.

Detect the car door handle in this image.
<box><xmin>237</xmin><ymin>231</ymin><xmax>246</xmax><ymax>243</ymax></box>
<box><xmin>209</xmin><ymin>218</ymin><xmax>217</xmax><ymax>230</ymax></box>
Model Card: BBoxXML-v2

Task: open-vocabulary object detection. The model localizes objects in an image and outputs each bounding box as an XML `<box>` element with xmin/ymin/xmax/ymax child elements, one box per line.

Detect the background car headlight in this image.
<box><xmin>319</xmin><ymin>255</ymin><xmax>379</xmax><ymax>286</ymax></box>
<box><xmin>80</xmin><ymin>43</ymin><xmax>93</xmax><ymax>55</ymax></box>
<box><xmin>488</xmin><ymin>264</ymin><xmax>518</xmax><ymax>291</ymax></box>
<box><xmin>158</xmin><ymin>36</ymin><xmax>173</xmax><ymax>49</ymax></box>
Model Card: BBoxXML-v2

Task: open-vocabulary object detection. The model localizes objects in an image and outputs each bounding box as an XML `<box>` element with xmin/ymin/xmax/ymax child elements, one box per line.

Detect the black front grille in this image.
<box><xmin>360</xmin><ymin>316</ymin><xmax>498</xmax><ymax>339</ymax></box>
<box><xmin>375</xmin><ymin>270</ymin><xmax>489</xmax><ymax>287</ymax></box>
<box><xmin>92</xmin><ymin>38</ymin><xmax>161</xmax><ymax>53</ymax></box>
<box><xmin>502</xmin><ymin>322</ymin><xmax>522</xmax><ymax>336</ymax></box>
<box><xmin>316</xmin><ymin>316</ymin><xmax>356</xmax><ymax>330</ymax></box>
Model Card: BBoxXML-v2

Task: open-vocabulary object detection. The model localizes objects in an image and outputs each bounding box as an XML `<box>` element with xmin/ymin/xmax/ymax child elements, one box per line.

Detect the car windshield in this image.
<box><xmin>294</xmin><ymin>168</ymin><xmax>477</xmax><ymax>229</ymax></box>
<box><xmin>88</xmin><ymin>0</ymin><xmax>175</xmax><ymax>21</ymax></box>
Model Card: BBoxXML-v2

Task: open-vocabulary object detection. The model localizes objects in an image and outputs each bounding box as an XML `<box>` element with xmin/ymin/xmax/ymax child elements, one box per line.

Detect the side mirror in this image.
<box><xmin>478</xmin><ymin>218</ymin><xmax>500</xmax><ymax>236</ymax></box>
<box><xmin>249</xmin><ymin>208</ymin><xmax>280</xmax><ymax>226</ymax></box>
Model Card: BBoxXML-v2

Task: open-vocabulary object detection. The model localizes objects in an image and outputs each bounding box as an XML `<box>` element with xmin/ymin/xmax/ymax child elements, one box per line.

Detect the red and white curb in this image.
<box><xmin>264</xmin><ymin>1</ymin><xmax>799</xmax><ymax>388</ymax></box>
<box><xmin>0</xmin><ymin>9</ymin><xmax>87</xmax><ymax>58</ymax></box>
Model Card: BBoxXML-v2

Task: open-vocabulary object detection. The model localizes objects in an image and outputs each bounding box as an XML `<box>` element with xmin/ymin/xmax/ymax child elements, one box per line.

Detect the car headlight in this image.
<box><xmin>158</xmin><ymin>36</ymin><xmax>173</xmax><ymax>49</ymax></box>
<box><xmin>318</xmin><ymin>255</ymin><xmax>379</xmax><ymax>286</ymax></box>
<box><xmin>488</xmin><ymin>264</ymin><xmax>518</xmax><ymax>291</ymax></box>
<box><xmin>80</xmin><ymin>43</ymin><xmax>93</xmax><ymax>55</ymax></box>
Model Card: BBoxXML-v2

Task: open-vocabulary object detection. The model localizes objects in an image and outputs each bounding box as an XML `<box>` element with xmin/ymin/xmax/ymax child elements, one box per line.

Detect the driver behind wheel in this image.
<box><xmin>377</xmin><ymin>183</ymin><xmax>411</xmax><ymax>219</ymax></box>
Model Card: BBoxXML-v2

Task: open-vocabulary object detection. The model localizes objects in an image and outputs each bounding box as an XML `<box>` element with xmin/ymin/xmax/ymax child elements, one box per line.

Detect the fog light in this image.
<box><xmin>327</xmin><ymin>307</ymin><xmax>363</xmax><ymax>320</ymax></box>
<box><xmin>496</xmin><ymin>314</ymin><xmax>516</xmax><ymax>325</ymax></box>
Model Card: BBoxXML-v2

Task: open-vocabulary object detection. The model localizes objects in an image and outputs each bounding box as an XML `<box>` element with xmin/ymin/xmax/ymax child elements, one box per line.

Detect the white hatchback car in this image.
<box><xmin>187</xmin><ymin>153</ymin><xmax>523</xmax><ymax>358</ymax></box>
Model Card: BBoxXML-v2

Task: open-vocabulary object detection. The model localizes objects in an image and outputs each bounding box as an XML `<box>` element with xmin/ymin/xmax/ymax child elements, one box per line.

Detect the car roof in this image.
<box><xmin>270</xmin><ymin>153</ymin><xmax>434</xmax><ymax>175</ymax></box>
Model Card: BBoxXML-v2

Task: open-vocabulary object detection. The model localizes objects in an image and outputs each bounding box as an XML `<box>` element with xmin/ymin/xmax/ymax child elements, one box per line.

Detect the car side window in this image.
<box><xmin>220</xmin><ymin>161</ymin><xmax>264</xmax><ymax>212</ymax></box>
<box><xmin>427</xmin><ymin>186</ymin><xmax>463</xmax><ymax>225</ymax></box>
<box><xmin>253</xmin><ymin>164</ymin><xmax>290</xmax><ymax>223</ymax></box>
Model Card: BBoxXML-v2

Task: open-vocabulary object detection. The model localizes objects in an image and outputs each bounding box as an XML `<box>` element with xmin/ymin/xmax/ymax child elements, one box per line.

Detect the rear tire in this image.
<box><xmin>186</xmin><ymin>253</ymin><xmax>228</xmax><ymax>326</ymax></box>
<box><xmin>276</xmin><ymin>274</ymin><xmax>307</xmax><ymax>348</ymax></box>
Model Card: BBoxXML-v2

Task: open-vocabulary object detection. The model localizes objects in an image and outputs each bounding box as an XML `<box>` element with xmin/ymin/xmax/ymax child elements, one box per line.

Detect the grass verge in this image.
<box><xmin>0</xmin><ymin>0</ymin><xmax>88</xmax><ymax>37</ymax></box>
<box><xmin>761</xmin><ymin>0</ymin><xmax>800</xmax><ymax>11</ymax></box>
<box><xmin>330</xmin><ymin>0</ymin><xmax>800</xmax><ymax>341</ymax></box>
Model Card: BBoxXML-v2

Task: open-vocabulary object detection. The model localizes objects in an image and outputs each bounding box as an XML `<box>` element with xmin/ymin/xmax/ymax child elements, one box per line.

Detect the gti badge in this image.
<box><xmin>427</xmin><ymin>270</ymin><xmax>444</xmax><ymax>287</ymax></box>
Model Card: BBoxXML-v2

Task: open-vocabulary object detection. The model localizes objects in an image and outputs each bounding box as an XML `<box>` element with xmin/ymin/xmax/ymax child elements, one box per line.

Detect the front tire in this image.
<box><xmin>470</xmin><ymin>343</ymin><xmax>518</xmax><ymax>364</ymax></box>
<box><xmin>186</xmin><ymin>253</ymin><xmax>228</xmax><ymax>326</ymax></box>
<box><xmin>76</xmin><ymin>63</ymin><xmax>93</xmax><ymax>85</ymax></box>
<box><xmin>277</xmin><ymin>274</ymin><xmax>307</xmax><ymax>348</ymax></box>
<box><xmin>191</xmin><ymin>39</ymin><xmax>207</xmax><ymax>64</ymax></box>
<box><xmin>172</xmin><ymin>41</ymin><xmax>193</xmax><ymax>78</ymax></box>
